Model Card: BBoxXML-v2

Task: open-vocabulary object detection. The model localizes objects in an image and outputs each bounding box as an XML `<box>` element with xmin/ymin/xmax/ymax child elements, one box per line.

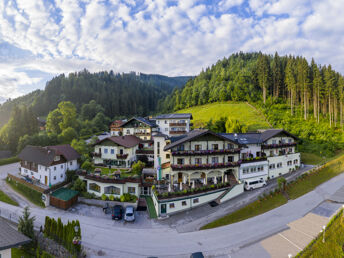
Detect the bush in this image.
<box><xmin>109</xmin><ymin>195</ymin><xmax>115</xmax><ymax>201</ymax></box>
<box><xmin>101</xmin><ymin>194</ymin><xmax>107</xmax><ymax>201</ymax></box>
<box><xmin>70</xmin><ymin>178</ymin><xmax>86</xmax><ymax>192</ymax></box>
<box><xmin>81</xmin><ymin>160</ymin><xmax>93</xmax><ymax>171</ymax></box>
<box><xmin>120</xmin><ymin>193</ymin><xmax>137</xmax><ymax>203</ymax></box>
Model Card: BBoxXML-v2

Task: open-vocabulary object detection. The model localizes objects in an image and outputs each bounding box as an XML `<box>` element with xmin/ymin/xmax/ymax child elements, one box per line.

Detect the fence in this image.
<box><xmin>7</xmin><ymin>173</ymin><xmax>46</xmax><ymax>193</ymax></box>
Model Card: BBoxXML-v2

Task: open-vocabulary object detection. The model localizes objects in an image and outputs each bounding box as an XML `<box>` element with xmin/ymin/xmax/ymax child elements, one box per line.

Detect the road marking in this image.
<box><xmin>278</xmin><ymin>233</ymin><xmax>302</xmax><ymax>251</ymax></box>
<box><xmin>289</xmin><ymin>227</ymin><xmax>314</xmax><ymax>239</ymax></box>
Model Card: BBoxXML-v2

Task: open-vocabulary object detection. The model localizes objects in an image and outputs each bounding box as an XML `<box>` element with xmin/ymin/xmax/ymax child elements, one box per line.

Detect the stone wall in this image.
<box><xmin>78</xmin><ymin>197</ymin><xmax>138</xmax><ymax>209</ymax></box>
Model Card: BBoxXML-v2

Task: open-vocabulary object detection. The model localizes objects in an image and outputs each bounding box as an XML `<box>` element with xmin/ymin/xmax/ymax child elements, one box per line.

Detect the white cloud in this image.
<box><xmin>0</xmin><ymin>0</ymin><xmax>343</xmax><ymax>100</ymax></box>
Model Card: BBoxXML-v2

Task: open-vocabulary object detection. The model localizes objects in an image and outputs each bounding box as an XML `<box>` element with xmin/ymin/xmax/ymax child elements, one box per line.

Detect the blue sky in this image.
<box><xmin>0</xmin><ymin>0</ymin><xmax>343</xmax><ymax>101</ymax></box>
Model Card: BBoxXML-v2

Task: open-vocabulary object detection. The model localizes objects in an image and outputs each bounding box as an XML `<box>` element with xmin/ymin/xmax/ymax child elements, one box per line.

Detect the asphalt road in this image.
<box><xmin>1</xmin><ymin>163</ymin><xmax>342</xmax><ymax>258</ymax></box>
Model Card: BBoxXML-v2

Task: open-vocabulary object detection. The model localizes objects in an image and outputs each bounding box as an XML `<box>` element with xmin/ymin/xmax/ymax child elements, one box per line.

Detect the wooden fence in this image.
<box><xmin>7</xmin><ymin>174</ymin><xmax>46</xmax><ymax>193</ymax></box>
<box><xmin>50</xmin><ymin>195</ymin><xmax>78</xmax><ymax>210</ymax></box>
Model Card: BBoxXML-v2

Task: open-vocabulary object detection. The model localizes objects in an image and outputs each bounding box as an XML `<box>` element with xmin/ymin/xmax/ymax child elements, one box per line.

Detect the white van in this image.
<box><xmin>244</xmin><ymin>178</ymin><xmax>267</xmax><ymax>190</ymax></box>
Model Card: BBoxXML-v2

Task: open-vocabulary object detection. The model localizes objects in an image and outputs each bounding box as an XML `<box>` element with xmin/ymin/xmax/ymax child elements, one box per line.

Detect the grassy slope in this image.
<box><xmin>177</xmin><ymin>102</ymin><xmax>271</xmax><ymax>131</ymax></box>
<box><xmin>0</xmin><ymin>189</ymin><xmax>19</xmax><ymax>206</ymax></box>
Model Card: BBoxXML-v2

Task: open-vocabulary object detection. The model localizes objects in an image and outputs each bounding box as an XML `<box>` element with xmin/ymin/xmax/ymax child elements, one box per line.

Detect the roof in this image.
<box><xmin>0</xmin><ymin>218</ymin><xmax>31</xmax><ymax>251</ymax></box>
<box><xmin>95</xmin><ymin>135</ymin><xmax>141</xmax><ymax>148</ymax></box>
<box><xmin>152</xmin><ymin>113</ymin><xmax>193</xmax><ymax>120</ymax></box>
<box><xmin>221</xmin><ymin>129</ymin><xmax>299</xmax><ymax>145</ymax></box>
<box><xmin>152</xmin><ymin>132</ymin><xmax>170</xmax><ymax>140</ymax></box>
<box><xmin>220</xmin><ymin>133</ymin><xmax>262</xmax><ymax>145</ymax></box>
<box><xmin>18</xmin><ymin>144</ymin><xmax>80</xmax><ymax>167</ymax></box>
<box><xmin>260</xmin><ymin>129</ymin><xmax>299</xmax><ymax>142</ymax></box>
<box><xmin>120</xmin><ymin>117</ymin><xmax>157</xmax><ymax>128</ymax></box>
<box><xmin>164</xmin><ymin>129</ymin><xmax>238</xmax><ymax>151</ymax></box>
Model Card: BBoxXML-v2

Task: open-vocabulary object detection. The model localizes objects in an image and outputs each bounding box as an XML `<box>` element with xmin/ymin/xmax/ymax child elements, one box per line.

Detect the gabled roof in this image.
<box><xmin>120</xmin><ymin>117</ymin><xmax>157</xmax><ymax>128</ymax></box>
<box><xmin>260</xmin><ymin>129</ymin><xmax>299</xmax><ymax>142</ymax></box>
<box><xmin>152</xmin><ymin>113</ymin><xmax>193</xmax><ymax>120</ymax></box>
<box><xmin>164</xmin><ymin>129</ymin><xmax>239</xmax><ymax>151</ymax></box>
<box><xmin>18</xmin><ymin>144</ymin><xmax>80</xmax><ymax>167</ymax></box>
<box><xmin>220</xmin><ymin>133</ymin><xmax>262</xmax><ymax>145</ymax></box>
<box><xmin>152</xmin><ymin>132</ymin><xmax>170</xmax><ymax>140</ymax></box>
<box><xmin>0</xmin><ymin>218</ymin><xmax>31</xmax><ymax>251</ymax></box>
<box><xmin>95</xmin><ymin>135</ymin><xmax>141</xmax><ymax>148</ymax></box>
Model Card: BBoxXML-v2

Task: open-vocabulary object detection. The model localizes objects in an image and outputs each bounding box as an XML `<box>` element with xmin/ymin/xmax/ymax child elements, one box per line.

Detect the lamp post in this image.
<box><xmin>322</xmin><ymin>225</ymin><xmax>326</xmax><ymax>243</ymax></box>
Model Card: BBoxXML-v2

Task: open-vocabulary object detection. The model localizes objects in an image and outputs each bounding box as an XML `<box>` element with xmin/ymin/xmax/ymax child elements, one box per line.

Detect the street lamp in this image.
<box><xmin>322</xmin><ymin>225</ymin><xmax>326</xmax><ymax>243</ymax></box>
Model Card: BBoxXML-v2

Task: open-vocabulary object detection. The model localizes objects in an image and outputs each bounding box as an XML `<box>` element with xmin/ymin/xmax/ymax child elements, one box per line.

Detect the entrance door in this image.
<box><xmin>161</xmin><ymin>204</ymin><xmax>166</xmax><ymax>214</ymax></box>
<box><xmin>178</xmin><ymin>173</ymin><xmax>182</xmax><ymax>183</ymax></box>
<box><xmin>45</xmin><ymin>176</ymin><xmax>48</xmax><ymax>185</ymax></box>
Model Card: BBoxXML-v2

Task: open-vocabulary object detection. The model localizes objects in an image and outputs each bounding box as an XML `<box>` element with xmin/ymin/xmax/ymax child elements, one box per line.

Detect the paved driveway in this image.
<box><xmin>1</xmin><ymin>167</ymin><xmax>343</xmax><ymax>258</ymax></box>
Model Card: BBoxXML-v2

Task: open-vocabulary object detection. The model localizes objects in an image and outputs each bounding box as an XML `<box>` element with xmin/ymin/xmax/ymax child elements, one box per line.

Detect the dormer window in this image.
<box><xmin>54</xmin><ymin>156</ymin><xmax>60</xmax><ymax>162</ymax></box>
<box><xmin>177</xmin><ymin>145</ymin><xmax>184</xmax><ymax>151</ymax></box>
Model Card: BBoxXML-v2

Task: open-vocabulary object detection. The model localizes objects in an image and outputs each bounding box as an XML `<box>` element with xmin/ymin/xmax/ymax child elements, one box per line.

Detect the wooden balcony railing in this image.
<box><xmin>170</xmin><ymin>131</ymin><xmax>187</xmax><ymax>135</ymax></box>
<box><xmin>116</xmin><ymin>154</ymin><xmax>128</xmax><ymax>159</ymax></box>
<box><xmin>171</xmin><ymin>162</ymin><xmax>240</xmax><ymax>171</ymax></box>
<box><xmin>261</xmin><ymin>142</ymin><xmax>297</xmax><ymax>149</ymax></box>
<box><xmin>172</xmin><ymin>148</ymin><xmax>241</xmax><ymax>156</ymax></box>
<box><xmin>169</xmin><ymin>122</ymin><xmax>186</xmax><ymax>126</ymax></box>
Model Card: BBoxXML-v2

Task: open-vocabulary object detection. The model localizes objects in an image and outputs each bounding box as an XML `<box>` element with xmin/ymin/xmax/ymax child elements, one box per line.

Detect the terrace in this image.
<box><xmin>77</xmin><ymin>169</ymin><xmax>141</xmax><ymax>184</ymax></box>
<box><xmin>171</xmin><ymin>162</ymin><xmax>240</xmax><ymax>171</ymax></box>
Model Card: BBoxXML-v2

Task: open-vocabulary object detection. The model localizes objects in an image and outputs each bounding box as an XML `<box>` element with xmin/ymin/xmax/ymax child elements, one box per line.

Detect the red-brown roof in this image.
<box><xmin>95</xmin><ymin>135</ymin><xmax>141</xmax><ymax>148</ymax></box>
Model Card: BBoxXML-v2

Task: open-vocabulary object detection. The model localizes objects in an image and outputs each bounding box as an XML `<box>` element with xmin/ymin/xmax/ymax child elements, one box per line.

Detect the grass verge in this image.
<box><xmin>0</xmin><ymin>189</ymin><xmax>19</xmax><ymax>206</ymax></box>
<box><xmin>145</xmin><ymin>196</ymin><xmax>158</xmax><ymax>219</ymax></box>
<box><xmin>0</xmin><ymin>156</ymin><xmax>20</xmax><ymax>166</ymax></box>
<box><xmin>201</xmin><ymin>154</ymin><xmax>344</xmax><ymax>230</ymax></box>
<box><xmin>296</xmin><ymin>209</ymin><xmax>344</xmax><ymax>257</ymax></box>
<box><xmin>11</xmin><ymin>248</ymin><xmax>33</xmax><ymax>258</ymax></box>
<box><xmin>201</xmin><ymin>193</ymin><xmax>287</xmax><ymax>230</ymax></box>
<box><xmin>6</xmin><ymin>177</ymin><xmax>45</xmax><ymax>207</ymax></box>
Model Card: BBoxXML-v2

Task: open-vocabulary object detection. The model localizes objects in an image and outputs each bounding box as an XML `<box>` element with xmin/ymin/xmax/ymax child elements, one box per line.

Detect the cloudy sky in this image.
<box><xmin>0</xmin><ymin>0</ymin><xmax>343</xmax><ymax>101</ymax></box>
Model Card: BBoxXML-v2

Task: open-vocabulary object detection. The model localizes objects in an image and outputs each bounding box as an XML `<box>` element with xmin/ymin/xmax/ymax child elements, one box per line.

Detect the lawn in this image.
<box><xmin>11</xmin><ymin>248</ymin><xmax>33</xmax><ymax>258</ymax></box>
<box><xmin>177</xmin><ymin>102</ymin><xmax>271</xmax><ymax>131</ymax></box>
<box><xmin>296</xmin><ymin>209</ymin><xmax>344</xmax><ymax>257</ymax></box>
<box><xmin>145</xmin><ymin>196</ymin><xmax>158</xmax><ymax>219</ymax></box>
<box><xmin>0</xmin><ymin>189</ymin><xmax>19</xmax><ymax>206</ymax></box>
<box><xmin>95</xmin><ymin>167</ymin><xmax>137</xmax><ymax>178</ymax></box>
<box><xmin>0</xmin><ymin>156</ymin><xmax>20</xmax><ymax>166</ymax></box>
<box><xmin>301</xmin><ymin>152</ymin><xmax>324</xmax><ymax>165</ymax></box>
<box><xmin>201</xmin><ymin>193</ymin><xmax>287</xmax><ymax>230</ymax></box>
<box><xmin>201</xmin><ymin>154</ymin><xmax>344</xmax><ymax>230</ymax></box>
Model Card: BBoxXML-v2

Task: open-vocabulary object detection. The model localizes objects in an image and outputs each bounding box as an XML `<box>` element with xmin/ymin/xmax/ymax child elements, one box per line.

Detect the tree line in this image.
<box><xmin>159</xmin><ymin>52</ymin><xmax>344</xmax><ymax>128</ymax></box>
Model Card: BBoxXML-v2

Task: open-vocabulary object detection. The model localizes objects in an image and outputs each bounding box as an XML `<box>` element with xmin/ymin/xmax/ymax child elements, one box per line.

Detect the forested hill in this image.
<box><xmin>0</xmin><ymin>70</ymin><xmax>192</xmax><ymax>127</ymax></box>
<box><xmin>159</xmin><ymin>52</ymin><xmax>344</xmax><ymax>125</ymax></box>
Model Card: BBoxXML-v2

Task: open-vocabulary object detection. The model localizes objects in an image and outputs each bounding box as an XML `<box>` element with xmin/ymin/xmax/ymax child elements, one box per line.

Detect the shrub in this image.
<box><xmin>120</xmin><ymin>193</ymin><xmax>137</xmax><ymax>203</ymax></box>
<box><xmin>70</xmin><ymin>178</ymin><xmax>86</xmax><ymax>192</ymax></box>
<box><xmin>101</xmin><ymin>194</ymin><xmax>107</xmax><ymax>201</ymax></box>
<box><xmin>109</xmin><ymin>195</ymin><xmax>115</xmax><ymax>201</ymax></box>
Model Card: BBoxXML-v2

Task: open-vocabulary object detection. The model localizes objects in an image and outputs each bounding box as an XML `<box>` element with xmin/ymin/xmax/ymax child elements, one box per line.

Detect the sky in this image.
<box><xmin>0</xmin><ymin>0</ymin><xmax>343</xmax><ymax>102</ymax></box>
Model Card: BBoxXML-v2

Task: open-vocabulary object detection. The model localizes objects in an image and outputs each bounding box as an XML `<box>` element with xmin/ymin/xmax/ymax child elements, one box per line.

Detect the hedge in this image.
<box><xmin>0</xmin><ymin>157</ymin><xmax>20</xmax><ymax>166</ymax></box>
<box><xmin>6</xmin><ymin>177</ymin><xmax>45</xmax><ymax>207</ymax></box>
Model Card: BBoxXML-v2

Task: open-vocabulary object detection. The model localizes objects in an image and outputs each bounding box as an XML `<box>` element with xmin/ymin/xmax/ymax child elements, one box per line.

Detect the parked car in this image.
<box><xmin>124</xmin><ymin>206</ymin><xmax>135</xmax><ymax>222</ymax></box>
<box><xmin>244</xmin><ymin>178</ymin><xmax>267</xmax><ymax>191</ymax></box>
<box><xmin>112</xmin><ymin>205</ymin><xmax>123</xmax><ymax>220</ymax></box>
<box><xmin>190</xmin><ymin>252</ymin><xmax>204</xmax><ymax>258</ymax></box>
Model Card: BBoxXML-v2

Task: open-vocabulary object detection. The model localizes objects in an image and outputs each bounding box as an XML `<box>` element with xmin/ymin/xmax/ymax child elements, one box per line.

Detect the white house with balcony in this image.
<box><xmin>93</xmin><ymin>135</ymin><xmax>141</xmax><ymax>168</ymax></box>
<box><xmin>18</xmin><ymin>144</ymin><xmax>80</xmax><ymax>186</ymax></box>
<box><xmin>151</xmin><ymin>113</ymin><xmax>192</xmax><ymax>137</ymax></box>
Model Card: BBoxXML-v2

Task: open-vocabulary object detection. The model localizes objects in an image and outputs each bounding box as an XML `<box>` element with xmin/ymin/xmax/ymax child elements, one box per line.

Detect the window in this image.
<box><xmin>111</xmin><ymin>149</ymin><xmax>114</xmax><ymax>154</ymax></box>
<box><xmin>182</xmin><ymin>201</ymin><xmax>187</xmax><ymax>206</ymax></box>
<box><xmin>54</xmin><ymin>156</ymin><xmax>60</xmax><ymax>161</ymax></box>
<box><xmin>165</xmin><ymin>128</ymin><xmax>168</xmax><ymax>132</ymax></box>
<box><xmin>31</xmin><ymin>172</ymin><xmax>33</xmax><ymax>175</ymax></box>
<box><xmin>281</xmin><ymin>139</ymin><xmax>286</xmax><ymax>143</ymax></box>
<box><xmin>54</xmin><ymin>166</ymin><xmax>56</xmax><ymax>171</ymax></box>
<box><xmin>89</xmin><ymin>183</ymin><xmax>101</xmax><ymax>193</ymax></box>
<box><xmin>195</xmin><ymin>158</ymin><xmax>202</xmax><ymax>165</ymax></box>
<box><xmin>126</xmin><ymin>129</ymin><xmax>130</xmax><ymax>134</ymax></box>
<box><xmin>193</xmin><ymin>198</ymin><xmax>199</xmax><ymax>204</ymax></box>
<box><xmin>287</xmin><ymin>161</ymin><xmax>292</xmax><ymax>166</ymax></box>
<box><xmin>272</xmin><ymin>140</ymin><xmax>276</xmax><ymax>144</ymax></box>
<box><xmin>269</xmin><ymin>164</ymin><xmax>275</xmax><ymax>169</ymax></box>
<box><xmin>120</xmin><ymin>149</ymin><xmax>123</xmax><ymax>155</ymax></box>
<box><xmin>61</xmin><ymin>165</ymin><xmax>63</xmax><ymax>169</ymax></box>
<box><xmin>277</xmin><ymin>162</ymin><xmax>282</xmax><ymax>168</ymax></box>
<box><xmin>53</xmin><ymin>176</ymin><xmax>56</xmax><ymax>180</ymax></box>
<box><xmin>177</xmin><ymin>158</ymin><xmax>184</xmax><ymax>165</ymax></box>
<box><xmin>177</xmin><ymin>145</ymin><xmax>184</xmax><ymax>151</ymax></box>
<box><xmin>128</xmin><ymin>187</ymin><xmax>136</xmax><ymax>194</ymax></box>
<box><xmin>104</xmin><ymin>148</ymin><xmax>108</xmax><ymax>154</ymax></box>
<box><xmin>195</xmin><ymin>144</ymin><xmax>202</xmax><ymax>151</ymax></box>
<box><xmin>169</xmin><ymin>203</ymin><xmax>175</xmax><ymax>208</ymax></box>
<box><xmin>45</xmin><ymin>167</ymin><xmax>47</xmax><ymax>171</ymax></box>
<box><xmin>228</xmin><ymin>156</ymin><xmax>234</xmax><ymax>162</ymax></box>
<box><xmin>289</xmin><ymin>148</ymin><xmax>292</xmax><ymax>153</ymax></box>
<box><xmin>227</xmin><ymin>143</ymin><xmax>234</xmax><ymax>149</ymax></box>
<box><xmin>165</xmin><ymin>120</ymin><xmax>167</xmax><ymax>124</ymax></box>
<box><xmin>270</xmin><ymin>151</ymin><xmax>274</xmax><ymax>156</ymax></box>
<box><xmin>211</xmin><ymin>157</ymin><xmax>219</xmax><ymax>164</ymax></box>
<box><xmin>157</xmin><ymin>142</ymin><xmax>160</xmax><ymax>155</ymax></box>
<box><xmin>60</xmin><ymin>174</ymin><xmax>63</xmax><ymax>178</ymax></box>
<box><xmin>157</xmin><ymin>121</ymin><xmax>160</xmax><ymax>124</ymax></box>
<box><xmin>288</xmin><ymin>139</ymin><xmax>292</xmax><ymax>143</ymax></box>
<box><xmin>212</xmin><ymin>144</ymin><xmax>219</xmax><ymax>150</ymax></box>
<box><xmin>294</xmin><ymin>159</ymin><xmax>298</xmax><ymax>164</ymax></box>
<box><xmin>70</xmin><ymin>161</ymin><xmax>72</xmax><ymax>166</ymax></box>
<box><xmin>166</xmin><ymin>154</ymin><xmax>170</xmax><ymax>159</ymax></box>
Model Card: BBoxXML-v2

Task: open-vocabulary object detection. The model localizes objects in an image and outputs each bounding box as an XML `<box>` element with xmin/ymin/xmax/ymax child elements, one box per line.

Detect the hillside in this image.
<box><xmin>177</xmin><ymin>102</ymin><xmax>271</xmax><ymax>131</ymax></box>
<box><xmin>0</xmin><ymin>71</ymin><xmax>192</xmax><ymax>128</ymax></box>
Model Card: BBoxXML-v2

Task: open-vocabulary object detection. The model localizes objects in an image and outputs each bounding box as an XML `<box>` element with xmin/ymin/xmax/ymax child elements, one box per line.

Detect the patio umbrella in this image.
<box><xmin>179</xmin><ymin>182</ymin><xmax>182</xmax><ymax>191</ymax></box>
<box><xmin>214</xmin><ymin>177</ymin><xmax>217</xmax><ymax>184</ymax></box>
<box><xmin>203</xmin><ymin>178</ymin><xmax>206</xmax><ymax>185</ymax></box>
<box><xmin>183</xmin><ymin>175</ymin><xmax>187</xmax><ymax>184</ymax></box>
<box><xmin>192</xmin><ymin>180</ymin><xmax>195</xmax><ymax>189</ymax></box>
<box><xmin>168</xmin><ymin>184</ymin><xmax>171</xmax><ymax>192</ymax></box>
<box><xmin>225</xmin><ymin>175</ymin><xmax>227</xmax><ymax>183</ymax></box>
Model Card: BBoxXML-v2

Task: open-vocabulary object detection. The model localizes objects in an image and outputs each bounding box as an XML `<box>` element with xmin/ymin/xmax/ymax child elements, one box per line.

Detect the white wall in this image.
<box><xmin>153</xmin><ymin>136</ymin><xmax>170</xmax><ymax>169</ymax></box>
<box><xmin>239</xmin><ymin>161</ymin><xmax>269</xmax><ymax>181</ymax></box>
<box><xmin>0</xmin><ymin>247</ymin><xmax>11</xmax><ymax>258</ymax></box>
<box><xmin>94</xmin><ymin>144</ymin><xmax>138</xmax><ymax>167</ymax></box>
<box><xmin>240</xmin><ymin>144</ymin><xmax>261</xmax><ymax>158</ymax></box>
<box><xmin>268</xmin><ymin>153</ymin><xmax>300</xmax><ymax>178</ymax></box>
<box><xmin>155</xmin><ymin>118</ymin><xmax>191</xmax><ymax>136</ymax></box>
<box><xmin>220</xmin><ymin>183</ymin><xmax>244</xmax><ymax>202</ymax></box>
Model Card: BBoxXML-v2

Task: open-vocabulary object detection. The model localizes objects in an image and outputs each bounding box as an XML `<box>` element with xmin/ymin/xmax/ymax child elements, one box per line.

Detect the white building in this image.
<box><xmin>18</xmin><ymin>144</ymin><xmax>80</xmax><ymax>187</ymax></box>
<box><xmin>93</xmin><ymin>135</ymin><xmax>141</xmax><ymax>168</ymax></box>
<box><xmin>151</xmin><ymin>113</ymin><xmax>192</xmax><ymax>137</ymax></box>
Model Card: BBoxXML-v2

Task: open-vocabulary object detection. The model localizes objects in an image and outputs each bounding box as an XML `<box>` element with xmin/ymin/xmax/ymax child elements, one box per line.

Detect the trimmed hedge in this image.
<box><xmin>6</xmin><ymin>177</ymin><xmax>45</xmax><ymax>207</ymax></box>
<box><xmin>0</xmin><ymin>156</ymin><xmax>20</xmax><ymax>166</ymax></box>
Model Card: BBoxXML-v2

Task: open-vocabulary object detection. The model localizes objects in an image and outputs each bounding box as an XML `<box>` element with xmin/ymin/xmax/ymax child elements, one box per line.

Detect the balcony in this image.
<box><xmin>240</xmin><ymin>157</ymin><xmax>267</xmax><ymax>164</ymax></box>
<box><xmin>136</xmin><ymin>149</ymin><xmax>154</xmax><ymax>155</ymax></box>
<box><xmin>170</xmin><ymin>131</ymin><xmax>187</xmax><ymax>135</ymax></box>
<box><xmin>116</xmin><ymin>154</ymin><xmax>128</xmax><ymax>159</ymax></box>
<box><xmin>169</xmin><ymin>122</ymin><xmax>187</xmax><ymax>126</ymax></box>
<box><xmin>172</xmin><ymin>148</ymin><xmax>241</xmax><ymax>156</ymax></box>
<box><xmin>171</xmin><ymin>162</ymin><xmax>240</xmax><ymax>171</ymax></box>
<box><xmin>261</xmin><ymin>142</ymin><xmax>297</xmax><ymax>149</ymax></box>
<box><xmin>91</xmin><ymin>152</ymin><xmax>101</xmax><ymax>158</ymax></box>
<box><xmin>134</xmin><ymin>132</ymin><xmax>151</xmax><ymax>136</ymax></box>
